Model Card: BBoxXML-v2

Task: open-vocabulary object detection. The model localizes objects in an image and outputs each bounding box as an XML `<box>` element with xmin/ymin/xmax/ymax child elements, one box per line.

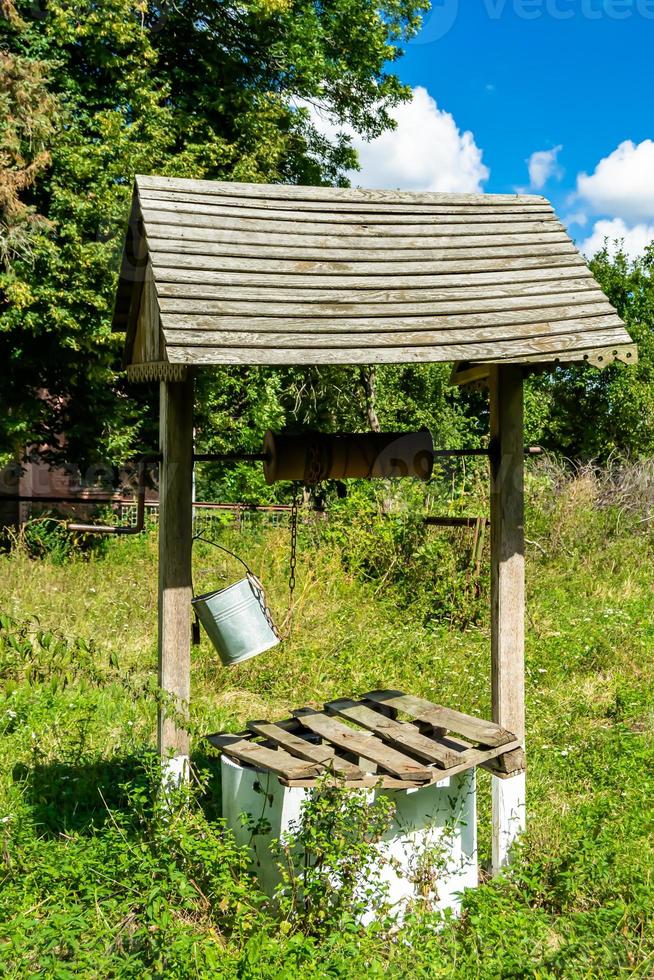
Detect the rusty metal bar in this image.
<box><xmin>423</xmin><ymin>516</ymin><xmax>491</xmax><ymax>528</ymax></box>
<box><xmin>193</xmin><ymin>452</ymin><xmax>269</xmax><ymax>463</ymax></box>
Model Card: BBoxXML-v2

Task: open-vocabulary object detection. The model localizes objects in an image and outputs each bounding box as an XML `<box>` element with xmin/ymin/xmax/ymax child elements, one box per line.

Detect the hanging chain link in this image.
<box><xmin>247</xmin><ymin>571</ymin><xmax>282</xmax><ymax>640</ymax></box>
<box><xmin>241</xmin><ymin>483</ymin><xmax>301</xmax><ymax>643</ymax></box>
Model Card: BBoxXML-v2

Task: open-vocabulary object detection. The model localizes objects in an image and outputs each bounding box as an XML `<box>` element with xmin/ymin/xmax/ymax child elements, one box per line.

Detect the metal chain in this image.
<box><xmin>305</xmin><ymin>436</ymin><xmax>330</xmax><ymax>484</ymax></box>
<box><xmin>237</xmin><ymin>484</ymin><xmax>301</xmax><ymax>644</ymax></box>
<box><xmin>247</xmin><ymin>571</ymin><xmax>282</xmax><ymax>641</ymax></box>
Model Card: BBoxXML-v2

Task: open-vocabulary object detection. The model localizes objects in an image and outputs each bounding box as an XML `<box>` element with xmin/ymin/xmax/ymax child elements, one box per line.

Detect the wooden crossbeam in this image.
<box><xmin>363</xmin><ymin>690</ymin><xmax>515</xmax><ymax>747</ymax></box>
<box><xmin>247</xmin><ymin>720</ymin><xmax>364</xmax><ymax>780</ymax></box>
<box><xmin>210</xmin><ymin>737</ymin><xmax>324</xmax><ymax>782</ymax></box>
<box><xmin>325</xmin><ymin>698</ymin><xmax>461</xmax><ymax>769</ymax></box>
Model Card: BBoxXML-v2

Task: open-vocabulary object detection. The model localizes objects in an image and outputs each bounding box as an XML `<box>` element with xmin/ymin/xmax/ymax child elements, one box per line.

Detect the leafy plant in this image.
<box><xmin>272</xmin><ymin>777</ymin><xmax>396</xmax><ymax>935</ymax></box>
<box><xmin>318</xmin><ymin>480</ymin><xmax>489</xmax><ymax>627</ymax></box>
<box><xmin>527</xmin><ymin>243</ymin><xmax>654</xmax><ymax>459</ymax></box>
<box><xmin>0</xmin><ymin>610</ymin><xmax>112</xmax><ymax>691</ymax></box>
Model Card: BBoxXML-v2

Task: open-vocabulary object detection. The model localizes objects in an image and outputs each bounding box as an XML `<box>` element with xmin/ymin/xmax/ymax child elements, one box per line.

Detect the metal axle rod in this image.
<box><xmin>193</xmin><ymin>452</ymin><xmax>269</xmax><ymax>463</ymax></box>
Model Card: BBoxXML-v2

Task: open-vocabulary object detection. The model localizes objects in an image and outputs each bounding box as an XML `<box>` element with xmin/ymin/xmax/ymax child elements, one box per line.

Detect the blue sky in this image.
<box><xmin>312</xmin><ymin>1</ymin><xmax>654</xmax><ymax>257</ymax></box>
<box><xmin>401</xmin><ymin>1</ymin><xmax>654</xmax><ymax>200</ymax></box>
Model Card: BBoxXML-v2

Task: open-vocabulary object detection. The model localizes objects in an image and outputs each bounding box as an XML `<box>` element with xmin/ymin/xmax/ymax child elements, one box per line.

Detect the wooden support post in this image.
<box><xmin>158</xmin><ymin>377</ymin><xmax>194</xmax><ymax>778</ymax></box>
<box><xmin>489</xmin><ymin>365</ymin><xmax>526</xmax><ymax>873</ymax></box>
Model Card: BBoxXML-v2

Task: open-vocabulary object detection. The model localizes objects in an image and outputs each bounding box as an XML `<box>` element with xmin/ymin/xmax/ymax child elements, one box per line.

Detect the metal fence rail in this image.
<box><xmin>13</xmin><ymin>497</ymin><xmax>293</xmax><ymax>532</ymax></box>
<box><xmin>118</xmin><ymin>501</ymin><xmax>294</xmax><ymax>532</ymax></box>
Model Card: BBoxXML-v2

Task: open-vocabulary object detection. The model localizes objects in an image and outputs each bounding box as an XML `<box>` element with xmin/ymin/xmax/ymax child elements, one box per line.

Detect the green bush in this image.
<box><xmin>273</xmin><ymin>778</ymin><xmax>396</xmax><ymax>935</ymax></box>
<box><xmin>0</xmin><ymin>611</ymin><xmax>113</xmax><ymax>692</ymax></box>
<box><xmin>17</xmin><ymin>512</ymin><xmax>112</xmax><ymax>564</ymax></box>
<box><xmin>20</xmin><ymin>515</ymin><xmax>78</xmax><ymax>563</ymax></box>
<box><xmin>317</xmin><ymin>480</ymin><xmax>488</xmax><ymax>627</ymax></box>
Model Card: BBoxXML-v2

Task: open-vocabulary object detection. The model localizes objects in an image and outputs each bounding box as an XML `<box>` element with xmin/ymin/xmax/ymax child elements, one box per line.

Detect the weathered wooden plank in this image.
<box><xmin>131</xmin><ymin>261</ymin><xmax>161</xmax><ymax>363</ymax></box>
<box><xmin>139</xmin><ymin>198</ymin><xmax>555</xmax><ymax>226</ymax></box>
<box><xmin>114</xmin><ymin>187</ymin><xmax>146</xmax><ymax>337</ymax></box>
<box><xmin>157</xmin><ymin>292</ymin><xmax>609</xmax><ymax>320</ymax></box>
<box><xmin>247</xmin><ymin>720</ymin><xmax>364</xmax><ymax>779</ymax></box>
<box><xmin>161</xmin><ymin>321</ymin><xmax>625</xmax><ymax>355</ymax></box>
<box><xmin>488</xmin><ymin>365</ymin><xmax>527</xmax><ymax>871</ymax></box>
<box><xmin>240</xmin><ymin>740</ymin><xmax>525</xmax><ymax>787</ymax></box>
<box><xmin>136</xmin><ymin>175</ymin><xmax>547</xmax><ymax>206</ymax></box>
<box><xmin>154</xmin><ymin>276</ymin><xmax>597</xmax><ymax>304</ymax></box>
<box><xmin>151</xmin><ymin>264</ymin><xmax>593</xmax><ymax>291</ymax></box>
<box><xmin>435</xmin><ymin>732</ymin><xmax>522</xmax><ymax>767</ymax></box>
<box><xmin>140</xmin><ymin>206</ymin><xmax>561</xmax><ymax>239</ymax></box>
<box><xmin>164</xmin><ymin>327</ymin><xmax>632</xmax><ymax>366</ymax></box>
<box><xmin>282</xmin><ymin>741</ymin><xmax>523</xmax><ymax>787</ymax></box>
<box><xmin>291</xmin><ymin>709</ymin><xmax>433</xmax><ymax>781</ymax></box>
<box><xmin>149</xmin><ymin>235</ymin><xmax>569</xmax><ymax>261</ymax></box>
<box><xmin>147</xmin><ymin>244</ymin><xmax>585</xmax><ymax>275</ymax></box>
<box><xmin>282</xmin><ymin>774</ymin><xmax>428</xmax><ymax>789</ymax></box>
<box><xmin>220</xmin><ymin>738</ymin><xmax>325</xmax><ymax>781</ymax></box>
<box><xmin>483</xmin><ymin>747</ymin><xmax>527</xmax><ymax>777</ymax></box>
<box><xmin>325</xmin><ymin>698</ymin><xmax>461</xmax><ymax>768</ymax></box>
<box><xmin>282</xmin><ymin>741</ymin><xmax>525</xmax><ymax>787</ymax></box>
<box><xmin>206</xmin><ymin>731</ymin><xmax>250</xmax><ymax>749</ymax></box>
<box><xmin>141</xmin><ymin>215</ymin><xmax>570</xmax><ymax>251</ymax></box>
<box><xmin>499</xmin><ymin>343</ymin><xmax>637</xmax><ymax>367</ymax></box>
<box><xmin>150</xmin><ymin>240</ymin><xmax>576</xmax><ymax>267</ymax></box>
<box><xmin>159</xmin><ymin>307</ymin><xmax>619</xmax><ymax>336</ymax></box>
<box><xmin>362</xmin><ymin>691</ymin><xmax>517</xmax><ymax>747</ymax></box>
<box><xmin>138</xmin><ymin>188</ymin><xmax>554</xmax><ymax>217</ymax></box>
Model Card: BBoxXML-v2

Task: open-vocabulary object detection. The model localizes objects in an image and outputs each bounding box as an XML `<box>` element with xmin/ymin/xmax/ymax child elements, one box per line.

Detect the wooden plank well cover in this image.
<box><xmin>206</xmin><ymin>691</ymin><xmax>524</xmax><ymax>789</ymax></box>
<box><xmin>113</xmin><ymin>175</ymin><xmax>636</xmax><ymax>374</ymax></box>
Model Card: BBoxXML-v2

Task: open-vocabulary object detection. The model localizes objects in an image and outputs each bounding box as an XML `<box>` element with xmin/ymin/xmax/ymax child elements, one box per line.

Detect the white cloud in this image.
<box><xmin>563</xmin><ymin>210</ymin><xmax>588</xmax><ymax>228</ymax></box>
<box><xmin>307</xmin><ymin>87</ymin><xmax>489</xmax><ymax>193</ymax></box>
<box><xmin>577</xmin><ymin>140</ymin><xmax>654</xmax><ymax>222</ymax></box>
<box><xmin>527</xmin><ymin>145</ymin><xmax>563</xmax><ymax>190</ymax></box>
<box><xmin>580</xmin><ymin>217</ymin><xmax>654</xmax><ymax>260</ymax></box>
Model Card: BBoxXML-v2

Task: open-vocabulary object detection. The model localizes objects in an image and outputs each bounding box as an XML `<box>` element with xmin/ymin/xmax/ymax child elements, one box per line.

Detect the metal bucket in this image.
<box><xmin>192</xmin><ymin>575</ymin><xmax>280</xmax><ymax>667</ymax></box>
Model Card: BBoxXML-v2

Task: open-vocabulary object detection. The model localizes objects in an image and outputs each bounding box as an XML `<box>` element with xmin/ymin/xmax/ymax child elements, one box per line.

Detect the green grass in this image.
<box><xmin>1</xmin><ymin>476</ymin><xmax>653</xmax><ymax>978</ymax></box>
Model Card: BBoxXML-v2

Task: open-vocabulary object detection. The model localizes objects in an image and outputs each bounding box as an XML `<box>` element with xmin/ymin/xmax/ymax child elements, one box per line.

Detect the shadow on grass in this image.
<box><xmin>13</xmin><ymin>748</ymin><xmax>223</xmax><ymax>837</ymax></box>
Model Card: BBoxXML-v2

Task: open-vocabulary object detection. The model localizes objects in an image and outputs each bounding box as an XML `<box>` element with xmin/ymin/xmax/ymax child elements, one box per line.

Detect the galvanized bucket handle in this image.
<box><xmin>191</xmin><ymin>535</ymin><xmax>281</xmax><ymax>641</ymax></box>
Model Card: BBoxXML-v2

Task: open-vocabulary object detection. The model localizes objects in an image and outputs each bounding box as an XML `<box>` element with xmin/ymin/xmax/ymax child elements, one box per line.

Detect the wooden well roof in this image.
<box><xmin>113</xmin><ymin>175</ymin><xmax>636</xmax><ymax>380</ymax></box>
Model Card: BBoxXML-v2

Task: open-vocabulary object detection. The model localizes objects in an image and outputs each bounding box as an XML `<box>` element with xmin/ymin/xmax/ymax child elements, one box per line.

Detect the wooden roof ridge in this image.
<box><xmin>112</xmin><ymin>175</ymin><xmax>637</xmax><ymax>380</ymax></box>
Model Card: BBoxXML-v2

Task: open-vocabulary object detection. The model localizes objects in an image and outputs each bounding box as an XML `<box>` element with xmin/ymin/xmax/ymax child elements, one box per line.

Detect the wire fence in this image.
<box><xmin>12</xmin><ymin>496</ymin><xmax>296</xmax><ymax>534</ymax></box>
<box><xmin>121</xmin><ymin>501</ymin><xmax>295</xmax><ymax>533</ymax></box>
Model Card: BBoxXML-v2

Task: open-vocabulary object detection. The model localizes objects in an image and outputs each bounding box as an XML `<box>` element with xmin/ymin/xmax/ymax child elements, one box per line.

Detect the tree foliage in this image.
<box><xmin>0</xmin><ymin>1</ymin><xmax>652</xmax><ymax>480</ymax></box>
<box><xmin>527</xmin><ymin>244</ymin><xmax>654</xmax><ymax>459</ymax></box>
<box><xmin>0</xmin><ymin>0</ymin><xmax>426</xmax><ymax>469</ymax></box>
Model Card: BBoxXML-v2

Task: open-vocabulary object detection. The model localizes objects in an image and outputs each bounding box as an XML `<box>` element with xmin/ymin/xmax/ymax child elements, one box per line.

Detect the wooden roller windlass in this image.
<box><xmin>263</xmin><ymin>429</ymin><xmax>434</xmax><ymax>484</ymax></box>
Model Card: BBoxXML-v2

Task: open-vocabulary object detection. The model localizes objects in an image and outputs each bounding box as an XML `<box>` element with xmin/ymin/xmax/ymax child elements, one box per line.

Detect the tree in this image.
<box><xmin>527</xmin><ymin>243</ymin><xmax>654</xmax><ymax>460</ymax></box>
<box><xmin>0</xmin><ymin>0</ymin><xmax>427</xmax><ymax>472</ymax></box>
